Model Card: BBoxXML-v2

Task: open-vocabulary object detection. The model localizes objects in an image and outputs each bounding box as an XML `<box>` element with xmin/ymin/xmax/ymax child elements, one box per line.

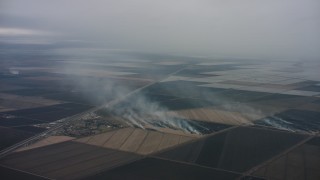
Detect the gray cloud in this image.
<box><xmin>1</xmin><ymin>0</ymin><xmax>320</xmax><ymax>59</ymax></box>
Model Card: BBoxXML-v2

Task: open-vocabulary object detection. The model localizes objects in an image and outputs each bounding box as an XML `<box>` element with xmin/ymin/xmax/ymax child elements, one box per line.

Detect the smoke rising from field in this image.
<box><xmin>107</xmin><ymin>93</ymin><xmax>204</xmax><ymax>134</ymax></box>
<box><xmin>258</xmin><ymin>116</ymin><xmax>296</xmax><ymax>132</ymax></box>
<box><xmin>57</xmin><ymin>49</ymin><xmax>207</xmax><ymax>134</ymax></box>
<box><xmin>1</xmin><ymin>0</ymin><xmax>320</xmax><ymax>138</ymax></box>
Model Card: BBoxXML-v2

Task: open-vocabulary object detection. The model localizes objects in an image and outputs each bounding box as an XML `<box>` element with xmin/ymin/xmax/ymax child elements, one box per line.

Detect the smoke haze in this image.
<box><xmin>1</xmin><ymin>0</ymin><xmax>320</xmax><ymax>134</ymax></box>
<box><xmin>1</xmin><ymin>0</ymin><xmax>320</xmax><ymax>60</ymax></box>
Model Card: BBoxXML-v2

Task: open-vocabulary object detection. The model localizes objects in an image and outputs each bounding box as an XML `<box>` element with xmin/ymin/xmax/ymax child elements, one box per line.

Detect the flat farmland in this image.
<box><xmin>0</xmin><ymin>127</ymin><xmax>36</xmax><ymax>150</ymax></box>
<box><xmin>13</xmin><ymin>126</ymin><xmax>46</xmax><ymax>134</ymax></box>
<box><xmin>0</xmin><ymin>116</ymin><xmax>44</xmax><ymax>127</ymax></box>
<box><xmin>156</xmin><ymin>126</ymin><xmax>307</xmax><ymax>173</ymax></box>
<box><xmin>1</xmin><ymin>141</ymin><xmax>141</xmax><ymax>180</ymax></box>
<box><xmin>75</xmin><ymin>127</ymin><xmax>199</xmax><ymax>155</ymax></box>
<box><xmin>3</xmin><ymin>103</ymin><xmax>93</xmax><ymax>119</ymax></box>
<box><xmin>87</xmin><ymin>157</ymin><xmax>243</xmax><ymax>180</ymax></box>
<box><xmin>255</xmin><ymin>109</ymin><xmax>320</xmax><ymax>132</ymax></box>
<box><xmin>167</xmin><ymin>108</ymin><xmax>261</xmax><ymax>125</ymax></box>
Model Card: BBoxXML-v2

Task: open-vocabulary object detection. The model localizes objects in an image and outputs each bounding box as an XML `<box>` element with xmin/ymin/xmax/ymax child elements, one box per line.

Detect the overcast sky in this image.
<box><xmin>1</xmin><ymin>0</ymin><xmax>319</xmax><ymax>60</ymax></box>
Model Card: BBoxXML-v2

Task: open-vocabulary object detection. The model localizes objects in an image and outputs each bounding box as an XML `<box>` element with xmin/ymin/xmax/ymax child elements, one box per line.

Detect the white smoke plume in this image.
<box><xmin>56</xmin><ymin>49</ymin><xmax>207</xmax><ymax>134</ymax></box>
<box><xmin>105</xmin><ymin>93</ymin><xmax>204</xmax><ymax>134</ymax></box>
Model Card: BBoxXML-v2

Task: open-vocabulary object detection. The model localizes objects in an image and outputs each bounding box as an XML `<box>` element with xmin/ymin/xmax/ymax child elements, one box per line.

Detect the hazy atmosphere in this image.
<box><xmin>1</xmin><ymin>1</ymin><xmax>320</xmax><ymax>179</ymax></box>
<box><xmin>1</xmin><ymin>0</ymin><xmax>320</xmax><ymax>59</ymax></box>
